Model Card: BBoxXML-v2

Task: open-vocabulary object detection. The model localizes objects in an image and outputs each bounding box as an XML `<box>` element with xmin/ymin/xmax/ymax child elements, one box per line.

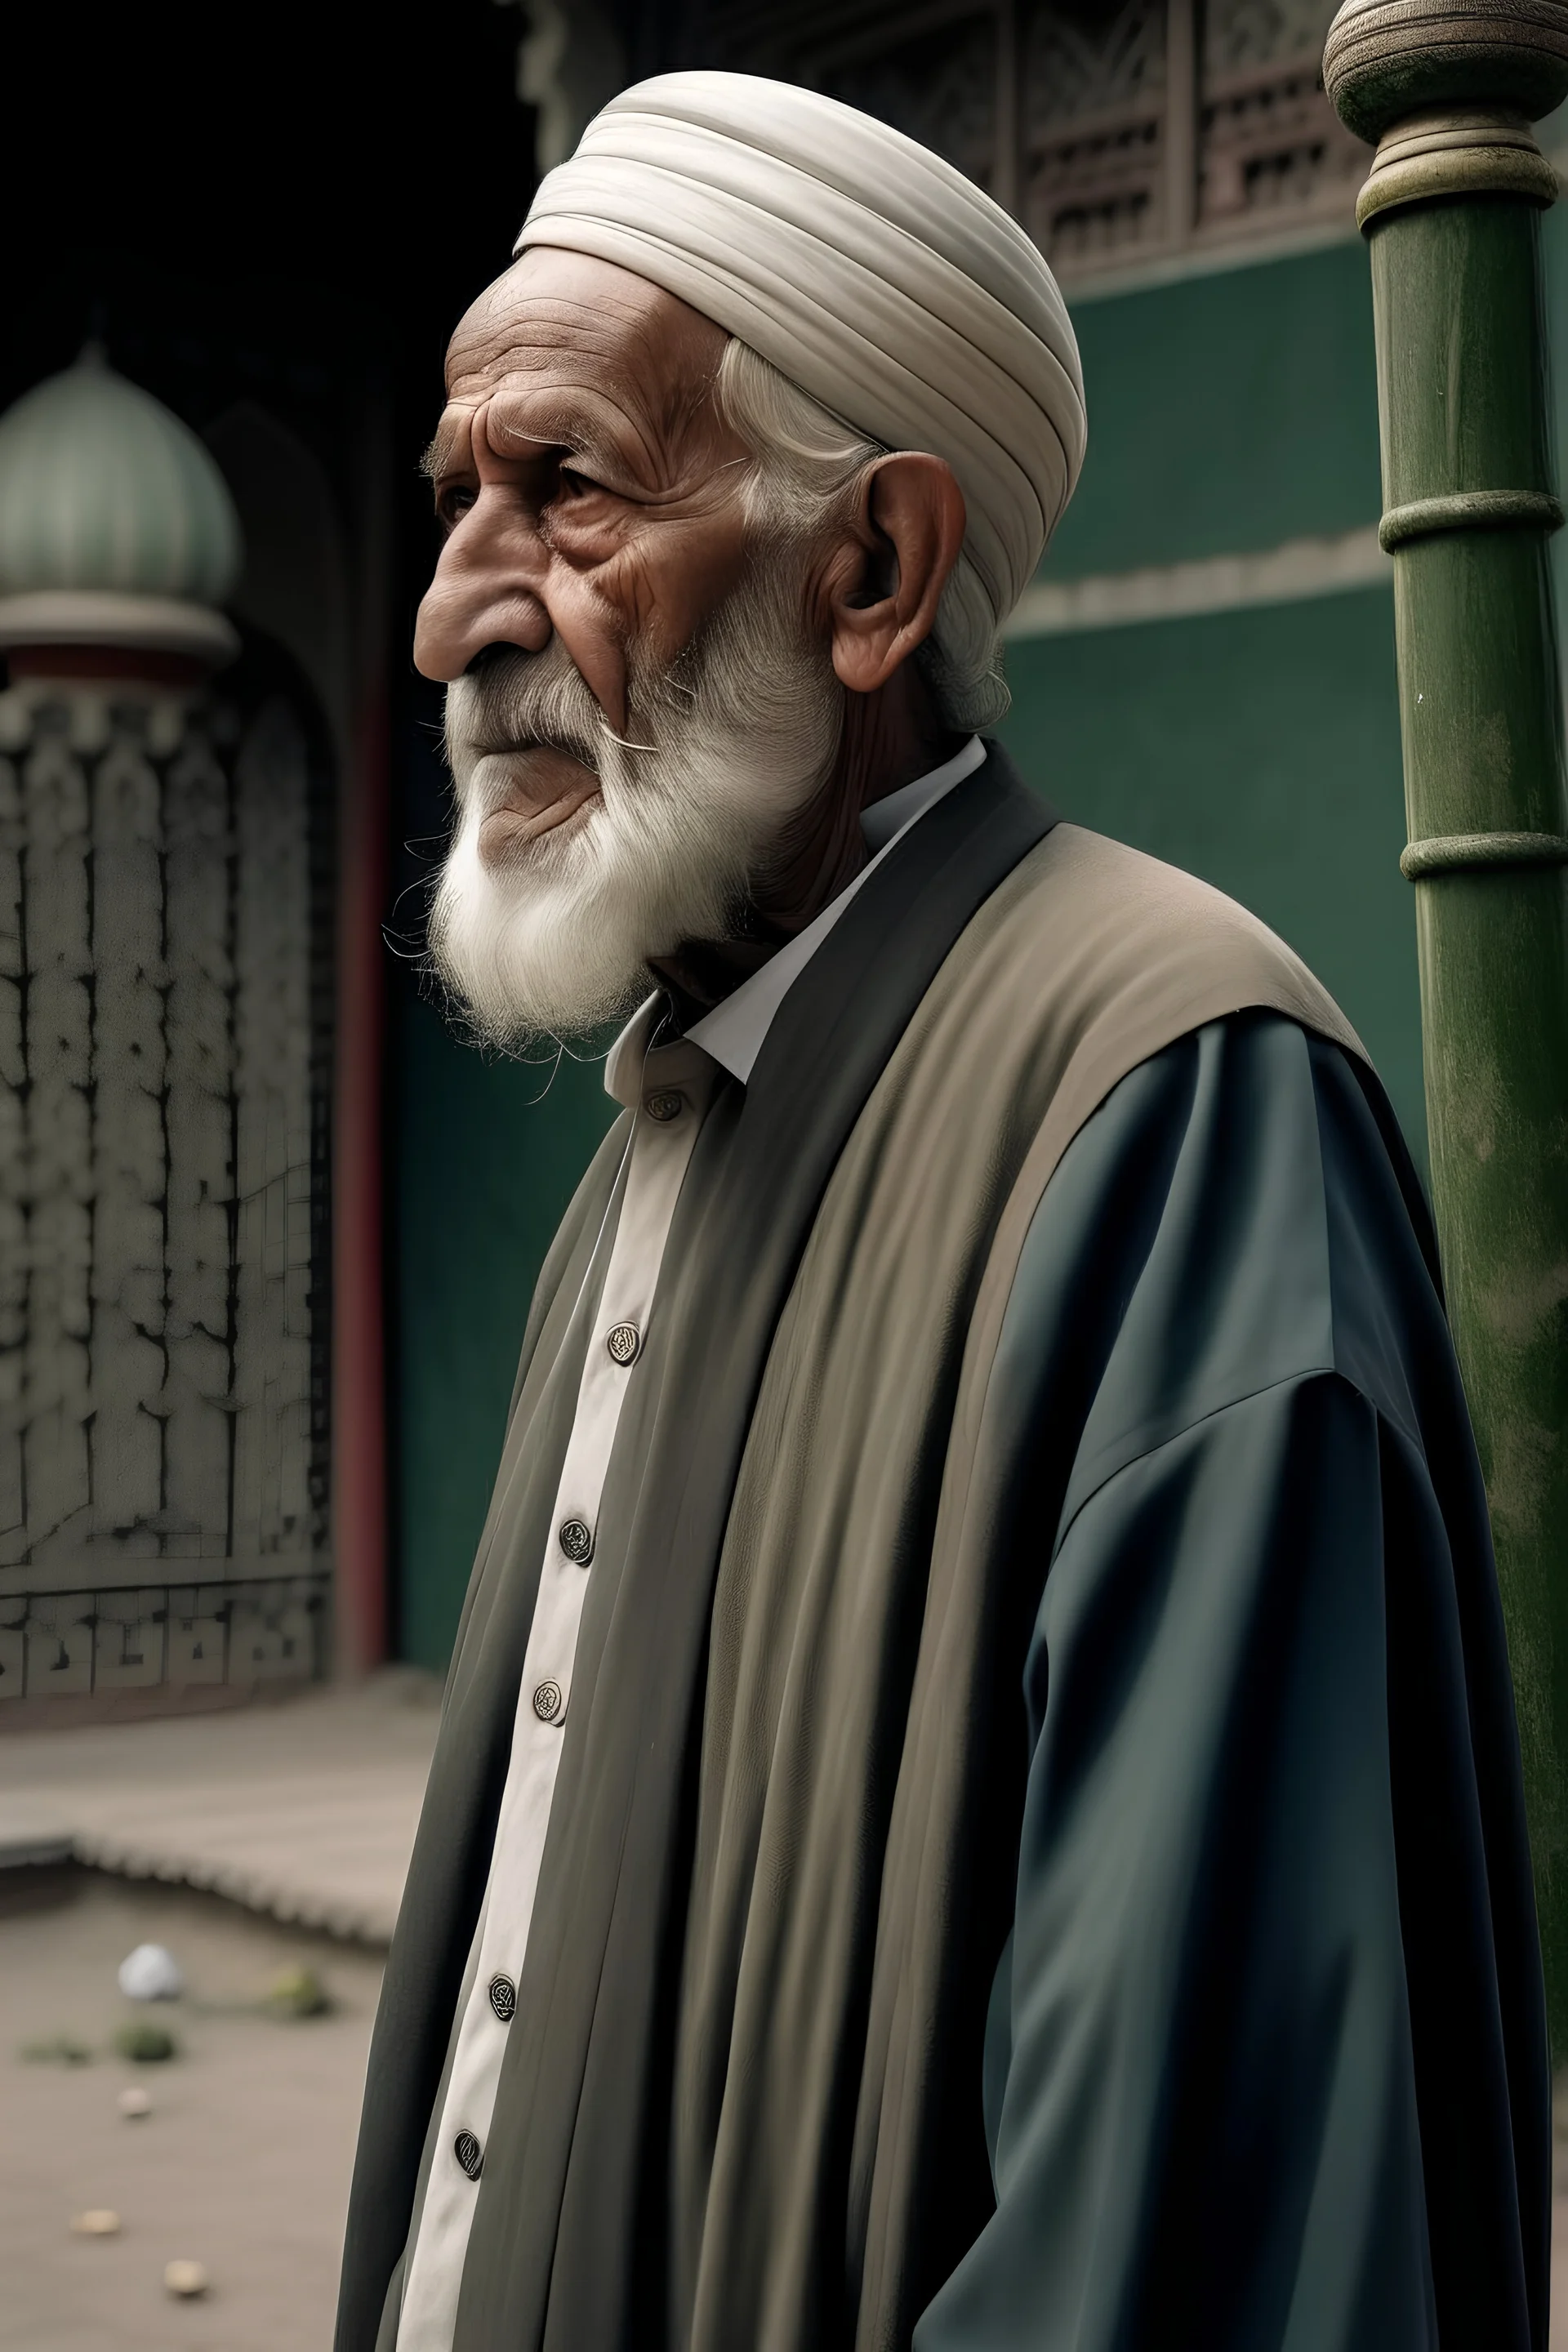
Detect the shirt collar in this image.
<box><xmin>604</xmin><ymin>735</ymin><xmax>984</xmax><ymax>1107</ymax></box>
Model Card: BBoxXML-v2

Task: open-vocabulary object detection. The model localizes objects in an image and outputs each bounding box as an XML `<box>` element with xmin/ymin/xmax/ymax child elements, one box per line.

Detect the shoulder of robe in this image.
<box><xmin>915</xmin><ymin>817</ymin><xmax>1370</xmax><ymax>1334</ymax></box>
<box><xmin>953</xmin><ymin>822</ymin><xmax>1454</xmax><ymax>1494</ymax></box>
<box><xmin>909</xmin><ymin>818</ymin><xmax>1392</xmax><ymax>1524</ymax></box>
<box><xmin>982</xmin><ymin>819</ymin><xmax>1365</xmax><ymax>1081</ymax></box>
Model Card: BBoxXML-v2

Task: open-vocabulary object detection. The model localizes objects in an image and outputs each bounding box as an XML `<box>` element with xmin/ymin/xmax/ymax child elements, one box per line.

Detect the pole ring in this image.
<box><xmin>1356</xmin><ymin>142</ymin><xmax>1560</xmax><ymax>225</ymax></box>
<box><xmin>1380</xmin><ymin>490</ymin><xmax>1565</xmax><ymax>549</ymax></box>
<box><xmin>1401</xmin><ymin>830</ymin><xmax>1568</xmax><ymax>880</ymax></box>
<box><xmin>1352</xmin><ymin>106</ymin><xmax>1560</xmax><ymax>226</ymax></box>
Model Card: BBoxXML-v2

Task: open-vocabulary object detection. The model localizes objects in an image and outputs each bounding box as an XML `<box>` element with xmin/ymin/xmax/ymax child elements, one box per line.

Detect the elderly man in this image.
<box><xmin>338</xmin><ymin>71</ymin><xmax>1547</xmax><ymax>2352</ymax></box>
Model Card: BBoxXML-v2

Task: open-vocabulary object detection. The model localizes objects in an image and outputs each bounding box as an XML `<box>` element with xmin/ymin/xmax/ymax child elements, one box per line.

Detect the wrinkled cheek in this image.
<box><xmin>547</xmin><ymin>581</ymin><xmax>632</xmax><ymax>732</ymax></box>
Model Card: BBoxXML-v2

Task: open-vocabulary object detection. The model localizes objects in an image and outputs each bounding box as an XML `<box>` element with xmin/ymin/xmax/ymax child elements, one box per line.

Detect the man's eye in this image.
<box><xmin>557</xmin><ymin>466</ymin><xmax>598</xmax><ymax>500</ymax></box>
<box><xmin>436</xmin><ymin>485</ymin><xmax>476</xmax><ymax>530</ymax></box>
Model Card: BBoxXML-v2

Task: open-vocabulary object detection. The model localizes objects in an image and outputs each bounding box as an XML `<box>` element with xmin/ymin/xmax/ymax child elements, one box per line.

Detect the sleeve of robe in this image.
<box><xmin>914</xmin><ymin>1012</ymin><xmax>1550</xmax><ymax>2352</ymax></box>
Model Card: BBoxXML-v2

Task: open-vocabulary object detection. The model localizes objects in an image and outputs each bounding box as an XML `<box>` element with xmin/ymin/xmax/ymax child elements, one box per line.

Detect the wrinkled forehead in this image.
<box><xmin>442</xmin><ymin>247</ymin><xmax>728</xmax><ymax>423</ymax></box>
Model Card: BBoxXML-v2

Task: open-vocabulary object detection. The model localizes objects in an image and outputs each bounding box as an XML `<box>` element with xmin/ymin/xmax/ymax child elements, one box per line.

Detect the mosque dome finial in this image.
<box><xmin>0</xmin><ymin>346</ymin><xmax>243</xmax><ymax>667</ymax></box>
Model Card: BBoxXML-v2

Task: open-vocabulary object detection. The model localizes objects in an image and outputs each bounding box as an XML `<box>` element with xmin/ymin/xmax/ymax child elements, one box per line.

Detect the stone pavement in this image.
<box><xmin>0</xmin><ymin>1864</ymin><xmax>385</xmax><ymax>2352</ymax></box>
<box><xmin>0</xmin><ymin>1672</ymin><xmax>441</xmax><ymax>1946</ymax></box>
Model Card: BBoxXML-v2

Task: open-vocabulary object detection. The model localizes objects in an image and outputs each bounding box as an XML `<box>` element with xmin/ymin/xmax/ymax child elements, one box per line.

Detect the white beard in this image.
<box><xmin>427</xmin><ymin>552</ymin><xmax>845</xmax><ymax>1049</ymax></box>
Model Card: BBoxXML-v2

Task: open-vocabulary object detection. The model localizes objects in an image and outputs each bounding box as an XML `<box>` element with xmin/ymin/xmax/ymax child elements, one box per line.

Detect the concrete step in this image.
<box><xmin>0</xmin><ymin>1670</ymin><xmax>440</xmax><ymax>1945</ymax></box>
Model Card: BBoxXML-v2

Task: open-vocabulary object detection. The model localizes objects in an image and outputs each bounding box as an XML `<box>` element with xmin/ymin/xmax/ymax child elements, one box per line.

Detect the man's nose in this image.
<box><xmin>413</xmin><ymin>506</ymin><xmax>553</xmax><ymax>683</ymax></box>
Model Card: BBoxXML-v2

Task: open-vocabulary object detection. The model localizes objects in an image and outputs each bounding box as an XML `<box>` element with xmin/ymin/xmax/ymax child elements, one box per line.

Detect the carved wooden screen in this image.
<box><xmin>0</xmin><ymin>648</ymin><xmax>332</xmax><ymax>1708</ymax></box>
<box><xmin>670</xmin><ymin>0</ymin><xmax>1365</xmax><ymax>280</ymax></box>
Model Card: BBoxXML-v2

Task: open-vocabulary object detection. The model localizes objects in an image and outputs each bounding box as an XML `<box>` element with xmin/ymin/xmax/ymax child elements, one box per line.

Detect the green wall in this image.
<box><xmin>390</xmin><ymin>226</ymin><xmax>1505</xmax><ymax>1668</ymax></box>
<box><xmin>1000</xmin><ymin>235</ymin><xmax>1419</xmax><ymax>1145</ymax></box>
<box><xmin>998</xmin><ymin>591</ymin><xmax>1418</xmax><ymax>1146</ymax></box>
<box><xmin>1046</xmin><ymin>238</ymin><xmax>1382</xmax><ymax>575</ymax></box>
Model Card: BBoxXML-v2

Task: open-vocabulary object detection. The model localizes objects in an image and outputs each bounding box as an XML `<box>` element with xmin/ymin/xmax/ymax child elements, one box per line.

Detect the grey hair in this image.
<box><xmin>711</xmin><ymin>336</ymin><xmax>1009</xmax><ymax>730</ymax></box>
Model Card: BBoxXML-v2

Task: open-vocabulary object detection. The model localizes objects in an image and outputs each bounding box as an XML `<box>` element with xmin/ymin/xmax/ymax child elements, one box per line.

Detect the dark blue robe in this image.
<box><xmin>919</xmin><ymin>1014</ymin><xmax>1548</xmax><ymax>2350</ymax></box>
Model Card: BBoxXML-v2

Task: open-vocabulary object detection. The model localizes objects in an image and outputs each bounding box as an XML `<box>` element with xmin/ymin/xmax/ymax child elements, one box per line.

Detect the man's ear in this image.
<box><xmin>828</xmin><ymin>452</ymin><xmax>966</xmax><ymax>695</ymax></box>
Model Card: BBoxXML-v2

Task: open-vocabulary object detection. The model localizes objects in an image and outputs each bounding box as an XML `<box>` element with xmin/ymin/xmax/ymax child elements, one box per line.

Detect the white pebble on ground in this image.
<box><xmin>117</xmin><ymin>1944</ymin><xmax>185</xmax><ymax>2002</ymax></box>
<box><xmin>70</xmin><ymin>2211</ymin><xmax>121</xmax><ymax>2237</ymax></box>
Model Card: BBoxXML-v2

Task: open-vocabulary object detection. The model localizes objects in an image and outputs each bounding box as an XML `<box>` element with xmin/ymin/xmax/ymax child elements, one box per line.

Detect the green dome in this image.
<box><xmin>0</xmin><ymin>346</ymin><xmax>241</xmax><ymax>605</ymax></box>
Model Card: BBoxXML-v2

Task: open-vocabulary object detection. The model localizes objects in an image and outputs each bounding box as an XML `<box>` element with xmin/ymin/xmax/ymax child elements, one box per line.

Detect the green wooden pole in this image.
<box><xmin>1324</xmin><ymin>0</ymin><xmax>1568</xmax><ymax>2046</ymax></box>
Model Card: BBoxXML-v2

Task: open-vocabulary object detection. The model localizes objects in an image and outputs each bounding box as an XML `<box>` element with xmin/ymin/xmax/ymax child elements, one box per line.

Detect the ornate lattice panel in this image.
<box><xmin>1022</xmin><ymin>1</ymin><xmax>1168</xmax><ymax>265</ymax></box>
<box><xmin>669</xmin><ymin>0</ymin><xmax>1367</xmax><ymax>280</ymax></box>
<box><xmin>0</xmin><ymin>660</ymin><xmax>332</xmax><ymax>1708</ymax></box>
<box><xmin>1198</xmin><ymin>0</ymin><xmax>1364</xmax><ymax>231</ymax></box>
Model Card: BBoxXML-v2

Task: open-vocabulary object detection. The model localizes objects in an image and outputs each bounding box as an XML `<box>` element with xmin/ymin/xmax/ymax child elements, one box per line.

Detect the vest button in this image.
<box><xmin>532</xmin><ymin>1679</ymin><xmax>564</xmax><ymax>1723</ymax></box>
<box><xmin>558</xmin><ymin>1517</ymin><xmax>593</xmax><ymax>1565</ymax></box>
<box><xmin>605</xmin><ymin>1321</ymin><xmax>641</xmax><ymax>1366</ymax></box>
<box><xmin>488</xmin><ymin>1974</ymin><xmax>516</xmax><ymax>2024</ymax></box>
<box><xmin>453</xmin><ymin>2129</ymin><xmax>483</xmax><ymax>2180</ymax></box>
<box><xmin>645</xmin><ymin>1089</ymin><xmax>684</xmax><ymax>1122</ymax></box>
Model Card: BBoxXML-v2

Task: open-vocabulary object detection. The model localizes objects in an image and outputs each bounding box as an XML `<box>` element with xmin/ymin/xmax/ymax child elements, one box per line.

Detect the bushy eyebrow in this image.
<box><xmin>420</xmin><ymin>416</ymin><xmax>466</xmax><ymax>482</ymax></box>
<box><xmin>484</xmin><ymin>390</ymin><xmax>629</xmax><ymax>479</ymax></box>
<box><xmin>419</xmin><ymin>394</ymin><xmax>632</xmax><ymax>488</ymax></box>
<box><xmin>421</xmin><ymin>385</ymin><xmax>648</xmax><ymax>487</ymax></box>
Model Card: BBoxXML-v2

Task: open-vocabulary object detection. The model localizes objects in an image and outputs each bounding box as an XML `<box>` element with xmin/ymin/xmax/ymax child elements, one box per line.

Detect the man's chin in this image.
<box><xmin>478</xmin><ymin>788</ymin><xmax>602</xmax><ymax>870</ymax></box>
<box><xmin>470</xmin><ymin>746</ymin><xmax>604</xmax><ymax>870</ymax></box>
<box><xmin>429</xmin><ymin>863</ymin><xmax>652</xmax><ymax>1047</ymax></box>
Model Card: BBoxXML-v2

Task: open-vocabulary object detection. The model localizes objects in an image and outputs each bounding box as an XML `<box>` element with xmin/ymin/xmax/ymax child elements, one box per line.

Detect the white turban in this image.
<box><xmin>514</xmin><ymin>71</ymin><xmax>1085</xmax><ymax>673</ymax></box>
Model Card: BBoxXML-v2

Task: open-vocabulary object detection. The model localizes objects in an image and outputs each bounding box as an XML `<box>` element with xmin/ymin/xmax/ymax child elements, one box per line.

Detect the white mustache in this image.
<box><xmin>445</xmin><ymin>647</ymin><xmax>606</xmax><ymax>795</ymax></box>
